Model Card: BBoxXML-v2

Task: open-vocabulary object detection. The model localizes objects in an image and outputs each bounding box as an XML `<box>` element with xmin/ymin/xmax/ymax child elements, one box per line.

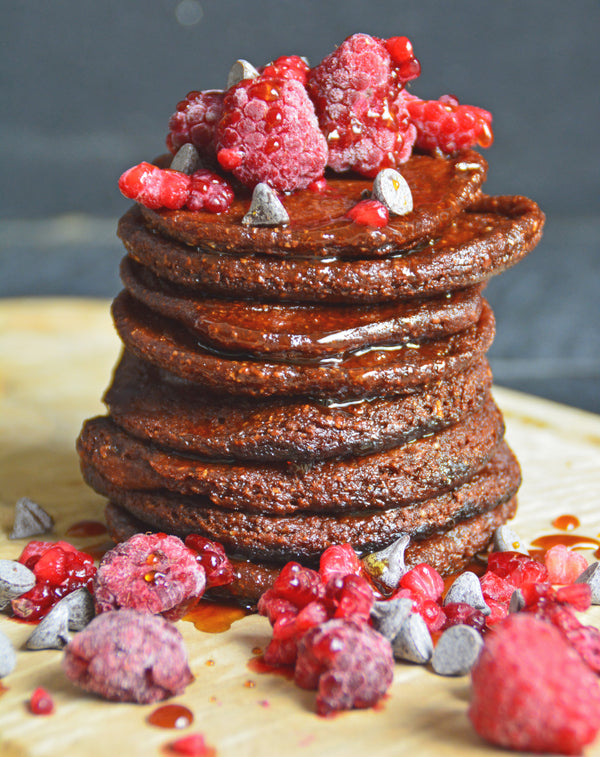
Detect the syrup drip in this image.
<box><xmin>183</xmin><ymin>600</ymin><xmax>248</xmax><ymax>633</ymax></box>
<box><xmin>247</xmin><ymin>654</ymin><xmax>295</xmax><ymax>680</ymax></box>
<box><xmin>552</xmin><ymin>514</ymin><xmax>580</xmax><ymax>531</ymax></box>
<box><xmin>530</xmin><ymin>533</ymin><xmax>600</xmax><ymax>556</ymax></box>
<box><xmin>147</xmin><ymin>703</ymin><xmax>193</xmax><ymax>729</ymax></box>
<box><xmin>65</xmin><ymin>519</ymin><xmax>108</xmax><ymax>538</ymax></box>
<box><xmin>244</xmin><ymin>680</ymin><xmax>256</xmax><ymax>688</ymax></box>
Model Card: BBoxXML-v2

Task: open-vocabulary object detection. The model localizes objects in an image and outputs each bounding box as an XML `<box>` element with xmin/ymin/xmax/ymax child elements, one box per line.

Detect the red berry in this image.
<box><xmin>544</xmin><ymin>544</ymin><xmax>589</xmax><ymax>585</ymax></box>
<box><xmin>260</xmin><ymin>55</ymin><xmax>310</xmax><ymax>84</ymax></box>
<box><xmin>168</xmin><ymin>733</ymin><xmax>216</xmax><ymax>757</ymax></box>
<box><xmin>118</xmin><ymin>162</ymin><xmax>191</xmax><ymax>211</ymax></box>
<box><xmin>469</xmin><ymin>614</ymin><xmax>600</xmax><ymax>755</ymax></box>
<box><xmin>346</xmin><ymin>199</ymin><xmax>389</xmax><ymax>227</ymax></box>
<box><xmin>442</xmin><ymin>602</ymin><xmax>486</xmax><ymax>632</ymax></box>
<box><xmin>294</xmin><ymin>618</ymin><xmax>394</xmax><ymax>716</ymax></box>
<box><xmin>399</xmin><ymin>563</ymin><xmax>444</xmax><ymax>602</ymax></box>
<box><xmin>184</xmin><ymin>534</ymin><xmax>233</xmax><ymax>588</ymax></box>
<box><xmin>271</xmin><ymin>562</ymin><xmax>324</xmax><ymax>609</ymax></box>
<box><xmin>29</xmin><ymin>687</ymin><xmax>54</xmax><ymax>715</ymax></box>
<box><xmin>307</xmin><ymin>33</ymin><xmax>417</xmax><ymax>176</ymax></box>
<box><xmin>479</xmin><ymin>570</ymin><xmax>514</xmax><ymax>603</ymax></box>
<box><xmin>419</xmin><ymin>598</ymin><xmax>446</xmax><ymax>632</ymax></box>
<box><xmin>324</xmin><ymin>574</ymin><xmax>373</xmax><ymax>621</ymax></box>
<box><xmin>384</xmin><ymin>36</ymin><xmax>421</xmax><ymax>83</ymax></box>
<box><xmin>487</xmin><ymin>551</ymin><xmax>548</xmax><ymax>587</ymax></box>
<box><xmin>319</xmin><ymin>544</ymin><xmax>362</xmax><ymax>583</ymax></box>
<box><xmin>167</xmin><ymin>90</ymin><xmax>224</xmax><ymax>157</ymax></box>
<box><xmin>216</xmin><ymin>76</ymin><xmax>327</xmax><ymax>192</ymax></box>
<box><xmin>406</xmin><ymin>93</ymin><xmax>493</xmax><ymax>155</ymax></box>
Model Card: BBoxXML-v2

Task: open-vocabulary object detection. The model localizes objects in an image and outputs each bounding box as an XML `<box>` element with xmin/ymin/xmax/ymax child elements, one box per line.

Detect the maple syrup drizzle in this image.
<box><xmin>551</xmin><ymin>514</ymin><xmax>580</xmax><ymax>531</ymax></box>
<box><xmin>65</xmin><ymin>520</ymin><xmax>108</xmax><ymax>538</ymax></box>
<box><xmin>147</xmin><ymin>703</ymin><xmax>194</xmax><ymax>729</ymax></box>
<box><xmin>183</xmin><ymin>600</ymin><xmax>248</xmax><ymax>633</ymax></box>
<box><xmin>530</xmin><ymin>533</ymin><xmax>600</xmax><ymax>552</ymax></box>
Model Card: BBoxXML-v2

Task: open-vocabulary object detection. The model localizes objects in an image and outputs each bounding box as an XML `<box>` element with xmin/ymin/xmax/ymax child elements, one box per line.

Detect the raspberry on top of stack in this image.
<box><xmin>78</xmin><ymin>33</ymin><xmax>544</xmax><ymax>606</ymax></box>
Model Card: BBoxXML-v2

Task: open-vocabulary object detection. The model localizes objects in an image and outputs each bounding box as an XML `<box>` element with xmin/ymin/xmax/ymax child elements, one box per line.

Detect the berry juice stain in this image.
<box><xmin>83</xmin><ymin>540</ymin><xmax>115</xmax><ymax>561</ymax></box>
<box><xmin>65</xmin><ymin>520</ymin><xmax>108</xmax><ymax>538</ymax></box>
<box><xmin>183</xmin><ymin>600</ymin><xmax>248</xmax><ymax>633</ymax></box>
<box><xmin>247</xmin><ymin>654</ymin><xmax>294</xmax><ymax>680</ymax></box>
<box><xmin>552</xmin><ymin>514</ymin><xmax>580</xmax><ymax>531</ymax></box>
<box><xmin>148</xmin><ymin>703</ymin><xmax>194</xmax><ymax>729</ymax></box>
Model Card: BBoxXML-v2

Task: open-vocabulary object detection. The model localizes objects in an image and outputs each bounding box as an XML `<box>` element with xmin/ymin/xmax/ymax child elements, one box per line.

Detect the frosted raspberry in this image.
<box><xmin>216</xmin><ymin>76</ymin><xmax>327</xmax><ymax>192</ymax></box>
<box><xmin>167</xmin><ymin>90</ymin><xmax>224</xmax><ymax>157</ymax></box>
<box><xmin>118</xmin><ymin>162</ymin><xmax>191</xmax><ymax>210</ymax></box>
<box><xmin>94</xmin><ymin>532</ymin><xmax>205</xmax><ymax>620</ymax></box>
<box><xmin>295</xmin><ymin>618</ymin><xmax>394</xmax><ymax>716</ymax></box>
<box><xmin>307</xmin><ymin>33</ymin><xmax>417</xmax><ymax>176</ymax></box>
<box><xmin>406</xmin><ymin>93</ymin><xmax>493</xmax><ymax>155</ymax></box>
<box><xmin>469</xmin><ymin>614</ymin><xmax>600</xmax><ymax>754</ymax></box>
<box><xmin>63</xmin><ymin>610</ymin><xmax>193</xmax><ymax>703</ymax></box>
<box><xmin>260</xmin><ymin>55</ymin><xmax>309</xmax><ymax>84</ymax></box>
<box><xmin>187</xmin><ymin>169</ymin><xmax>234</xmax><ymax>213</ymax></box>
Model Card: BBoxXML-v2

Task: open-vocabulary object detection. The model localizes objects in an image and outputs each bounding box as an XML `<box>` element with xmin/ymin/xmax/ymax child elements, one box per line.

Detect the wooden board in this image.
<box><xmin>1</xmin><ymin>298</ymin><xmax>600</xmax><ymax>757</ymax></box>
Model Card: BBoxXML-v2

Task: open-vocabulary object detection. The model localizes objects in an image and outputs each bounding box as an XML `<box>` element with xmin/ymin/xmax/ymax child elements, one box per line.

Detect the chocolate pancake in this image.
<box><xmin>105</xmin><ymin>496</ymin><xmax>518</xmax><ymax>605</ymax></box>
<box><xmin>142</xmin><ymin>151</ymin><xmax>488</xmax><ymax>257</ymax></box>
<box><xmin>119</xmin><ymin>194</ymin><xmax>544</xmax><ymax>304</ymax></box>
<box><xmin>112</xmin><ymin>292</ymin><xmax>495</xmax><ymax>400</ymax></box>
<box><xmin>86</xmin><ymin>442</ymin><xmax>520</xmax><ymax>561</ymax></box>
<box><xmin>105</xmin><ymin>352</ymin><xmax>493</xmax><ymax>462</ymax></box>
<box><xmin>120</xmin><ymin>257</ymin><xmax>484</xmax><ymax>360</ymax></box>
<box><xmin>77</xmin><ymin>397</ymin><xmax>504</xmax><ymax>515</ymax></box>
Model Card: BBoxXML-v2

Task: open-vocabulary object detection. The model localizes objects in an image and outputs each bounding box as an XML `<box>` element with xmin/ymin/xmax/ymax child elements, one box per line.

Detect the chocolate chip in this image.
<box><xmin>170</xmin><ymin>143</ymin><xmax>201</xmax><ymax>174</ymax></box>
<box><xmin>443</xmin><ymin>571</ymin><xmax>490</xmax><ymax>616</ymax></box>
<box><xmin>372</xmin><ymin>168</ymin><xmax>413</xmax><ymax>216</ymax></box>
<box><xmin>0</xmin><ymin>559</ymin><xmax>36</xmax><ymax>609</ymax></box>
<box><xmin>392</xmin><ymin>613</ymin><xmax>433</xmax><ymax>664</ymax></box>
<box><xmin>227</xmin><ymin>59</ymin><xmax>259</xmax><ymax>88</ymax></box>
<box><xmin>0</xmin><ymin>631</ymin><xmax>16</xmax><ymax>677</ymax></box>
<box><xmin>509</xmin><ymin>588</ymin><xmax>526</xmax><ymax>613</ymax></box>
<box><xmin>370</xmin><ymin>597</ymin><xmax>413</xmax><ymax>642</ymax></box>
<box><xmin>431</xmin><ymin>624</ymin><xmax>483</xmax><ymax>676</ymax></box>
<box><xmin>362</xmin><ymin>534</ymin><xmax>410</xmax><ymax>591</ymax></box>
<box><xmin>9</xmin><ymin>497</ymin><xmax>54</xmax><ymax>540</ymax></box>
<box><xmin>57</xmin><ymin>587</ymin><xmax>96</xmax><ymax>631</ymax></box>
<box><xmin>242</xmin><ymin>183</ymin><xmax>289</xmax><ymax>226</ymax></box>
<box><xmin>25</xmin><ymin>602</ymin><xmax>71</xmax><ymax>650</ymax></box>
<box><xmin>575</xmin><ymin>562</ymin><xmax>600</xmax><ymax>604</ymax></box>
<box><xmin>492</xmin><ymin>525</ymin><xmax>526</xmax><ymax>554</ymax></box>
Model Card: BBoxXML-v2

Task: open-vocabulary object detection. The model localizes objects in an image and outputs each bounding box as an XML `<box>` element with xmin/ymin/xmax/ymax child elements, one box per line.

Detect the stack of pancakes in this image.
<box><xmin>77</xmin><ymin>150</ymin><xmax>544</xmax><ymax>604</ymax></box>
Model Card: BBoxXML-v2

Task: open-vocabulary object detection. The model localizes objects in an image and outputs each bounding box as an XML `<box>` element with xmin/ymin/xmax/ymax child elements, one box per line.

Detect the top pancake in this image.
<box><xmin>141</xmin><ymin>151</ymin><xmax>488</xmax><ymax>257</ymax></box>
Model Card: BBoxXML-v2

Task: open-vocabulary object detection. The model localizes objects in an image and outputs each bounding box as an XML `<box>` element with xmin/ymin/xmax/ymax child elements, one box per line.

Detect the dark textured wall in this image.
<box><xmin>1</xmin><ymin>0</ymin><xmax>599</xmax><ymax>411</ymax></box>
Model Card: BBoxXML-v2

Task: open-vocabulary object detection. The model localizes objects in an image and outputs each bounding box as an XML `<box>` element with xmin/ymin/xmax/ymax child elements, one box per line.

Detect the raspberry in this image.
<box><xmin>29</xmin><ymin>687</ymin><xmax>54</xmax><ymax>715</ymax></box>
<box><xmin>544</xmin><ymin>544</ymin><xmax>589</xmax><ymax>585</ymax></box>
<box><xmin>469</xmin><ymin>614</ymin><xmax>600</xmax><ymax>755</ymax></box>
<box><xmin>319</xmin><ymin>543</ymin><xmax>362</xmax><ymax>583</ymax></box>
<box><xmin>271</xmin><ymin>562</ymin><xmax>324</xmax><ymax>608</ymax></box>
<box><xmin>260</xmin><ymin>55</ymin><xmax>309</xmax><ymax>84</ymax></box>
<box><xmin>12</xmin><ymin>540</ymin><xmax>96</xmax><ymax>622</ymax></box>
<box><xmin>118</xmin><ymin>162</ymin><xmax>191</xmax><ymax>210</ymax></box>
<box><xmin>406</xmin><ymin>93</ymin><xmax>493</xmax><ymax>155</ymax></box>
<box><xmin>399</xmin><ymin>563</ymin><xmax>444</xmax><ymax>602</ymax></box>
<box><xmin>166</xmin><ymin>90</ymin><xmax>224</xmax><ymax>157</ymax></box>
<box><xmin>184</xmin><ymin>534</ymin><xmax>233</xmax><ymax>588</ymax></box>
<box><xmin>323</xmin><ymin>574</ymin><xmax>374</xmax><ymax>621</ymax></box>
<box><xmin>306</xmin><ymin>33</ymin><xmax>417</xmax><ymax>176</ymax></box>
<box><xmin>167</xmin><ymin>733</ymin><xmax>216</xmax><ymax>757</ymax></box>
<box><xmin>294</xmin><ymin>618</ymin><xmax>394</xmax><ymax>716</ymax></box>
<box><xmin>63</xmin><ymin>610</ymin><xmax>194</xmax><ymax>704</ymax></box>
<box><xmin>187</xmin><ymin>169</ymin><xmax>234</xmax><ymax>213</ymax></box>
<box><xmin>216</xmin><ymin>76</ymin><xmax>327</xmax><ymax>192</ymax></box>
<box><xmin>384</xmin><ymin>36</ymin><xmax>421</xmax><ymax>84</ymax></box>
<box><xmin>442</xmin><ymin>602</ymin><xmax>486</xmax><ymax>632</ymax></box>
<box><xmin>479</xmin><ymin>570</ymin><xmax>515</xmax><ymax>603</ymax></box>
<box><xmin>487</xmin><ymin>551</ymin><xmax>549</xmax><ymax>587</ymax></box>
<box><xmin>345</xmin><ymin>199</ymin><xmax>389</xmax><ymax>227</ymax></box>
<box><xmin>94</xmin><ymin>533</ymin><xmax>205</xmax><ymax>620</ymax></box>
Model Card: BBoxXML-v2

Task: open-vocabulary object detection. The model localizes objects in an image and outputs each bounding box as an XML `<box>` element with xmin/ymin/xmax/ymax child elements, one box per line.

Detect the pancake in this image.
<box><xmin>119</xmin><ymin>194</ymin><xmax>544</xmax><ymax>303</ymax></box>
<box><xmin>77</xmin><ymin>397</ymin><xmax>504</xmax><ymax>515</ymax></box>
<box><xmin>105</xmin><ymin>495</ymin><xmax>519</xmax><ymax>606</ymax></box>
<box><xmin>104</xmin><ymin>353</ymin><xmax>493</xmax><ymax>462</ymax></box>
<box><xmin>111</xmin><ymin>292</ymin><xmax>496</xmax><ymax>400</ymax></box>
<box><xmin>120</xmin><ymin>256</ymin><xmax>484</xmax><ymax>360</ymax></box>
<box><xmin>86</xmin><ymin>442</ymin><xmax>520</xmax><ymax>561</ymax></box>
<box><xmin>142</xmin><ymin>151</ymin><xmax>488</xmax><ymax>257</ymax></box>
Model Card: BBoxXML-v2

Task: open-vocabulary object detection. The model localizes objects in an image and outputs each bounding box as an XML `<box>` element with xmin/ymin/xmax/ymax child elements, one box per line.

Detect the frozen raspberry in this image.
<box><xmin>94</xmin><ymin>533</ymin><xmax>205</xmax><ymax>621</ymax></box>
<box><xmin>29</xmin><ymin>687</ymin><xmax>54</xmax><ymax>715</ymax></box>
<box><xmin>306</xmin><ymin>33</ymin><xmax>417</xmax><ymax>176</ymax></box>
<box><xmin>346</xmin><ymin>199</ymin><xmax>389</xmax><ymax>227</ymax></box>
<box><xmin>442</xmin><ymin>602</ymin><xmax>486</xmax><ymax>632</ymax></box>
<box><xmin>399</xmin><ymin>563</ymin><xmax>444</xmax><ymax>602</ymax></box>
<box><xmin>167</xmin><ymin>89</ymin><xmax>224</xmax><ymax>157</ymax></box>
<box><xmin>384</xmin><ymin>36</ymin><xmax>421</xmax><ymax>84</ymax></box>
<box><xmin>295</xmin><ymin>618</ymin><xmax>394</xmax><ymax>716</ymax></box>
<box><xmin>319</xmin><ymin>544</ymin><xmax>362</xmax><ymax>583</ymax></box>
<box><xmin>544</xmin><ymin>544</ymin><xmax>589</xmax><ymax>585</ymax></box>
<box><xmin>216</xmin><ymin>76</ymin><xmax>327</xmax><ymax>192</ymax></box>
<box><xmin>487</xmin><ymin>550</ymin><xmax>549</xmax><ymax>587</ymax></box>
<box><xmin>12</xmin><ymin>540</ymin><xmax>96</xmax><ymax>622</ymax></box>
<box><xmin>406</xmin><ymin>93</ymin><xmax>493</xmax><ymax>156</ymax></box>
<box><xmin>63</xmin><ymin>610</ymin><xmax>194</xmax><ymax>704</ymax></box>
<box><xmin>184</xmin><ymin>534</ymin><xmax>233</xmax><ymax>588</ymax></box>
<box><xmin>323</xmin><ymin>573</ymin><xmax>374</xmax><ymax>621</ymax></box>
<box><xmin>118</xmin><ymin>162</ymin><xmax>191</xmax><ymax>210</ymax></box>
<box><xmin>469</xmin><ymin>614</ymin><xmax>600</xmax><ymax>755</ymax></box>
<box><xmin>260</xmin><ymin>55</ymin><xmax>310</xmax><ymax>84</ymax></box>
<box><xmin>186</xmin><ymin>169</ymin><xmax>234</xmax><ymax>213</ymax></box>
<box><xmin>270</xmin><ymin>562</ymin><xmax>324</xmax><ymax>608</ymax></box>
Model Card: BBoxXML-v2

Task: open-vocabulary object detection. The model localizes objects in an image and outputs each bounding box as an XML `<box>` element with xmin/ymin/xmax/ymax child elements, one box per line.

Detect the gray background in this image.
<box><xmin>1</xmin><ymin>0</ymin><xmax>599</xmax><ymax>412</ymax></box>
